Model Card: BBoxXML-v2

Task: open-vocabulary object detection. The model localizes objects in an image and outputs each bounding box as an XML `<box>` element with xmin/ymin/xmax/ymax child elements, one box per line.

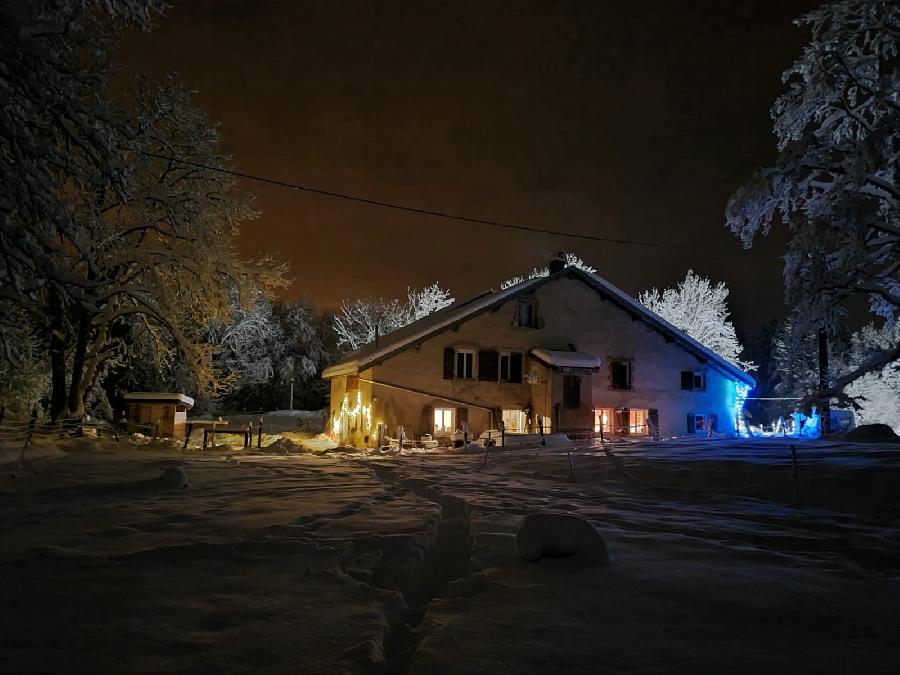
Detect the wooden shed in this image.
<box><xmin>124</xmin><ymin>393</ymin><xmax>195</xmax><ymax>438</ymax></box>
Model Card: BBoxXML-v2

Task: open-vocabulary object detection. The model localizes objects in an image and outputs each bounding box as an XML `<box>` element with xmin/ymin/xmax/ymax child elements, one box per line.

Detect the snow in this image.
<box><xmin>515</xmin><ymin>512</ymin><xmax>610</xmax><ymax>563</ymax></box>
<box><xmin>2</xmin><ymin>435</ymin><xmax>899</xmax><ymax>672</ymax></box>
<box><xmin>529</xmin><ymin>348</ymin><xmax>601</xmax><ymax>369</ymax></box>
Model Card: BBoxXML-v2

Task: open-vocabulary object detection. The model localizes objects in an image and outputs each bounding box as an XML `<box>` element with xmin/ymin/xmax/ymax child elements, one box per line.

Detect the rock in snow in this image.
<box><xmin>516</xmin><ymin>512</ymin><xmax>609</xmax><ymax>564</ymax></box>
<box><xmin>151</xmin><ymin>467</ymin><xmax>191</xmax><ymax>490</ymax></box>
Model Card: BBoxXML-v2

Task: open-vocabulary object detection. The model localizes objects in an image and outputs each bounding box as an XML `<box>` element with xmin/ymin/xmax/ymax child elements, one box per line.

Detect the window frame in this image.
<box><xmin>454</xmin><ymin>349</ymin><xmax>475</xmax><ymax>379</ymax></box>
<box><xmin>434</xmin><ymin>408</ymin><xmax>454</xmax><ymax>434</ymax></box>
<box><xmin>694</xmin><ymin>413</ymin><xmax>706</xmax><ymax>432</ymax></box>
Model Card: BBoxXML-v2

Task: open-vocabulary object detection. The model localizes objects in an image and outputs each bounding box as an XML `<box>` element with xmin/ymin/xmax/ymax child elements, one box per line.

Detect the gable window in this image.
<box><xmin>455</xmin><ymin>350</ymin><xmax>474</xmax><ymax>379</ymax></box>
<box><xmin>681</xmin><ymin>371</ymin><xmax>706</xmax><ymax>391</ymax></box>
<box><xmin>610</xmin><ymin>359</ymin><xmax>632</xmax><ymax>390</ymax></box>
<box><xmin>434</xmin><ymin>408</ymin><xmax>454</xmax><ymax>434</ymax></box>
<box><xmin>515</xmin><ymin>301</ymin><xmax>538</xmax><ymax>328</ymax></box>
<box><xmin>499</xmin><ymin>351</ymin><xmax>524</xmax><ymax>383</ymax></box>
<box><xmin>563</xmin><ymin>375</ymin><xmax>581</xmax><ymax>409</ymax></box>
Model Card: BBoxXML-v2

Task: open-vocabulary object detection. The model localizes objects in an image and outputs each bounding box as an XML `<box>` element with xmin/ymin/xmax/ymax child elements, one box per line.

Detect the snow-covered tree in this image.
<box><xmin>334</xmin><ymin>283</ymin><xmax>454</xmax><ymax>351</ymax></box>
<box><xmin>215</xmin><ymin>295</ymin><xmax>284</xmax><ymax>389</ymax></box>
<box><xmin>500</xmin><ymin>254</ymin><xmax>596</xmax><ymax>289</ymax></box>
<box><xmin>639</xmin><ymin>271</ymin><xmax>756</xmax><ymax>371</ymax></box>
<box><xmin>0</xmin><ymin>1</ymin><xmax>286</xmax><ymax>418</ymax></box>
<box><xmin>844</xmin><ymin>322</ymin><xmax>900</xmax><ymax>432</ymax></box>
<box><xmin>726</xmin><ymin>0</ymin><xmax>900</xmax><ymax>399</ymax></box>
<box><xmin>770</xmin><ymin>317</ymin><xmax>822</xmax><ymax>398</ymax></box>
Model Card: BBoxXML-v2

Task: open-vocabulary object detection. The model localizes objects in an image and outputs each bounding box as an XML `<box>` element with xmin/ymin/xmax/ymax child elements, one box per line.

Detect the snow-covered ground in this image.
<box><xmin>1</xmin><ymin>436</ymin><xmax>898</xmax><ymax>673</ymax></box>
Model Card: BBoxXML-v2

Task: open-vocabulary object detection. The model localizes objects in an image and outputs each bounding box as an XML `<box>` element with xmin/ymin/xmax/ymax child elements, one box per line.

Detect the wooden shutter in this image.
<box><xmin>456</xmin><ymin>407</ymin><xmax>468</xmax><ymax>431</ymax></box>
<box><xmin>478</xmin><ymin>350</ymin><xmax>499</xmax><ymax>381</ymax></box>
<box><xmin>443</xmin><ymin>347</ymin><xmax>454</xmax><ymax>379</ymax></box>
<box><xmin>687</xmin><ymin>413</ymin><xmax>695</xmax><ymax>434</ymax></box>
<box><xmin>648</xmin><ymin>409</ymin><xmax>659</xmax><ymax>436</ymax></box>
<box><xmin>421</xmin><ymin>405</ymin><xmax>434</xmax><ymax>437</ymax></box>
<box><xmin>563</xmin><ymin>375</ymin><xmax>581</xmax><ymax>408</ymax></box>
<box><xmin>681</xmin><ymin>371</ymin><xmax>694</xmax><ymax>390</ymax></box>
<box><xmin>509</xmin><ymin>352</ymin><xmax>523</xmax><ymax>383</ymax></box>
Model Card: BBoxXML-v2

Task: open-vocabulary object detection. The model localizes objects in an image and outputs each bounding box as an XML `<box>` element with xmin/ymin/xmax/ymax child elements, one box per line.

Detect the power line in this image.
<box><xmin>142</xmin><ymin>151</ymin><xmax>675</xmax><ymax>248</ymax></box>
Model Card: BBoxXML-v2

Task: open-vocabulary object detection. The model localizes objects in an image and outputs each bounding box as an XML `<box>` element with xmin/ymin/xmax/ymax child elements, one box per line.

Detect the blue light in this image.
<box><xmin>734</xmin><ymin>381</ymin><xmax>751</xmax><ymax>437</ymax></box>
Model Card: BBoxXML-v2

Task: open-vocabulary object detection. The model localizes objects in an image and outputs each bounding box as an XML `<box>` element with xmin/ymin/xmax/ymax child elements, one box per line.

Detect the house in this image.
<box><xmin>322</xmin><ymin>260</ymin><xmax>755</xmax><ymax>447</ymax></box>
<box><xmin>124</xmin><ymin>392</ymin><xmax>194</xmax><ymax>438</ymax></box>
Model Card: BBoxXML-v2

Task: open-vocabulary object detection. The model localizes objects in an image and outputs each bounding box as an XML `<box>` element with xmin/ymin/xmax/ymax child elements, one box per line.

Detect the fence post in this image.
<box><xmin>567</xmin><ymin>451</ymin><xmax>576</xmax><ymax>482</ymax></box>
<box><xmin>257</xmin><ymin>416</ymin><xmax>263</xmax><ymax>448</ymax></box>
<box><xmin>17</xmin><ymin>409</ymin><xmax>37</xmax><ymax>472</ymax></box>
<box><xmin>790</xmin><ymin>443</ymin><xmax>801</xmax><ymax>508</ymax></box>
<box><xmin>0</xmin><ymin>405</ymin><xmax>5</xmax><ymax>431</ymax></box>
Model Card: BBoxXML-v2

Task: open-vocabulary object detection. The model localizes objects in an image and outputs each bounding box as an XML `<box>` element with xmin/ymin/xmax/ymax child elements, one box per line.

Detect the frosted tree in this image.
<box><xmin>640</xmin><ymin>271</ymin><xmax>756</xmax><ymax>371</ymax></box>
<box><xmin>0</xmin><ymin>1</ymin><xmax>286</xmax><ymax>418</ymax></box>
<box><xmin>215</xmin><ymin>295</ymin><xmax>284</xmax><ymax>389</ymax></box>
<box><xmin>726</xmin><ymin>0</ymin><xmax>900</xmax><ymax>400</ymax></box>
<box><xmin>844</xmin><ymin>322</ymin><xmax>900</xmax><ymax>432</ymax></box>
<box><xmin>334</xmin><ymin>283</ymin><xmax>454</xmax><ymax>351</ymax></box>
<box><xmin>500</xmin><ymin>254</ymin><xmax>596</xmax><ymax>289</ymax></box>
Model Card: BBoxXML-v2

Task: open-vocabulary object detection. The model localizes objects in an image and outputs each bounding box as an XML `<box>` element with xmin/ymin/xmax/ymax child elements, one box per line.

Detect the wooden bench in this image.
<box><xmin>183</xmin><ymin>421</ymin><xmax>253</xmax><ymax>450</ymax></box>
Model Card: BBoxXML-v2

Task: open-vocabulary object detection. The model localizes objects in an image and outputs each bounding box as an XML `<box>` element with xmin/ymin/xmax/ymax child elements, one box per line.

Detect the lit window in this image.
<box><xmin>628</xmin><ymin>409</ymin><xmax>649</xmax><ymax>435</ymax></box>
<box><xmin>694</xmin><ymin>414</ymin><xmax>706</xmax><ymax>432</ymax></box>
<box><xmin>593</xmin><ymin>407</ymin><xmax>614</xmax><ymax>434</ymax></box>
<box><xmin>455</xmin><ymin>350</ymin><xmax>474</xmax><ymax>379</ymax></box>
<box><xmin>434</xmin><ymin>408</ymin><xmax>454</xmax><ymax>434</ymax></box>
<box><xmin>502</xmin><ymin>409</ymin><xmax>527</xmax><ymax>433</ymax></box>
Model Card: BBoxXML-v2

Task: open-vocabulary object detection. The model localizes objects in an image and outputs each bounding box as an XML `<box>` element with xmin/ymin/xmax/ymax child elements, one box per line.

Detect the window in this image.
<box><xmin>515</xmin><ymin>301</ymin><xmax>538</xmax><ymax>328</ymax></box>
<box><xmin>434</xmin><ymin>408</ymin><xmax>454</xmax><ymax>434</ymax></box>
<box><xmin>694</xmin><ymin>414</ymin><xmax>706</xmax><ymax>432</ymax></box>
<box><xmin>628</xmin><ymin>409</ymin><xmax>649</xmax><ymax>435</ymax></box>
<box><xmin>681</xmin><ymin>371</ymin><xmax>706</xmax><ymax>390</ymax></box>
<box><xmin>499</xmin><ymin>351</ymin><xmax>524</xmax><ymax>383</ymax></box>
<box><xmin>610</xmin><ymin>360</ymin><xmax>632</xmax><ymax>390</ymax></box>
<box><xmin>563</xmin><ymin>375</ymin><xmax>581</xmax><ymax>408</ymax></box>
<box><xmin>502</xmin><ymin>409</ymin><xmax>527</xmax><ymax>433</ymax></box>
<box><xmin>455</xmin><ymin>350</ymin><xmax>474</xmax><ymax>379</ymax></box>
<box><xmin>594</xmin><ymin>407</ymin><xmax>614</xmax><ymax>434</ymax></box>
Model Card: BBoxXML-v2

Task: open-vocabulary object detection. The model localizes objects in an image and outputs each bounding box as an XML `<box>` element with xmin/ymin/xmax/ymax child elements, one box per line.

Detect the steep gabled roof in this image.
<box><xmin>323</xmin><ymin>267</ymin><xmax>756</xmax><ymax>387</ymax></box>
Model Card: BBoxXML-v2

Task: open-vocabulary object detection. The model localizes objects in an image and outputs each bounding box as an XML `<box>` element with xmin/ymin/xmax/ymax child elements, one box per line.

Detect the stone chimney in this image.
<box><xmin>548</xmin><ymin>252</ymin><xmax>567</xmax><ymax>274</ymax></box>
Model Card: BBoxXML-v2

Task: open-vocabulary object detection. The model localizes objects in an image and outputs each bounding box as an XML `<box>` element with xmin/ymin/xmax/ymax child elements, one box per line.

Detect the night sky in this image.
<box><xmin>122</xmin><ymin>0</ymin><xmax>822</xmax><ymax>334</ymax></box>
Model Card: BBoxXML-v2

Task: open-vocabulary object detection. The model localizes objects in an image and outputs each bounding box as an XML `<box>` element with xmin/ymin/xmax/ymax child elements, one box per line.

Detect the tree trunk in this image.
<box><xmin>48</xmin><ymin>289</ymin><xmax>68</xmax><ymax>421</ymax></box>
<box><xmin>818</xmin><ymin>329</ymin><xmax>831</xmax><ymax>435</ymax></box>
<box><xmin>66</xmin><ymin>307</ymin><xmax>92</xmax><ymax>418</ymax></box>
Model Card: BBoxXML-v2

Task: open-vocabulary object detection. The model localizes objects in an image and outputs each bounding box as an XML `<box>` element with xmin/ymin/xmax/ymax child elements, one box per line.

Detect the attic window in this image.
<box><xmin>680</xmin><ymin>371</ymin><xmax>706</xmax><ymax>391</ymax></box>
<box><xmin>515</xmin><ymin>301</ymin><xmax>538</xmax><ymax>328</ymax></box>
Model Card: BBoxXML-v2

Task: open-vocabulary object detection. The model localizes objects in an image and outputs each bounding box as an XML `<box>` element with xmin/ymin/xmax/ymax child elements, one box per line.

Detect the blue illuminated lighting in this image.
<box><xmin>734</xmin><ymin>381</ymin><xmax>751</xmax><ymax>437</ymax></box>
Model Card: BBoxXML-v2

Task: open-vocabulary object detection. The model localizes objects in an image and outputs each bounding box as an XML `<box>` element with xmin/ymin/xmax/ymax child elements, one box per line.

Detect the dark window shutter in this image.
<box><xmin>421</xmin><ymin>405</ymin><xmax>433</xmax><ymax>436</ymax></box>
<box><xmin>681</xmin><ymin>371</ymin><xmax>694</xmax><ymax>390</ymax></box>
<box><xmin>443</xmin><ymin>347</ymin><xmax>455</xmax><ymax>379</ymax></box>
<box><xmin>687</xmin><ymin>413</ymin><xmax>695</xmax><ymax>434</ymax></box>
<box><xmin>509</xmin><ymin>352</ymin><xmax>523</xmax><ymax>383</ymax></box>
<box><xmin>649</xmin><ymin>409</ymin><xmax>659</xmax><ymax>435</ymax></box>
<box><xmin>709</xmin><ymin>413</ymin><xmax>718</xmax><ymax>432</ymax></box>
<box><xmin>478</xmin><ymin>350</ymin><xmax>499</xmax><ymax>381</ymax></box>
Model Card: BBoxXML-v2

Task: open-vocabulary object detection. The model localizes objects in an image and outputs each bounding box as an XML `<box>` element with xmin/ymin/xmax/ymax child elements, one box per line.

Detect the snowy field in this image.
<box><xmin>1</xmin><ymin>436</ymin><xmax>899</xmax><ymax>673</ymax></box>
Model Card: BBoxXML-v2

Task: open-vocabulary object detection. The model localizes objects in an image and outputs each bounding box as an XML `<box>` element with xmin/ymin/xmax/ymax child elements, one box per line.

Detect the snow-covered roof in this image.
<box><xmin>323</xmin><ymin>267</ymin><xmax>756</xmax><ymax>388</ymax></box>
<box><xmin>124</xmin><ymin>392</ymin><xmax>195</xmax><ymax>408</ymax></box>
<box><xmin>530</xmin><ymin>349</ymin><xmax>602</xmax><ymax>370</ymax></box>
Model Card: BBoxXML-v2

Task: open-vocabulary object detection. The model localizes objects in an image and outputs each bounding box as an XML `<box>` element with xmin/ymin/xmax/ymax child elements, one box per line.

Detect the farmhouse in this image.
<box><xmin>323</xmin><ymin>260</ymin><xmax>755</xmax><ymax>447</ymax></box>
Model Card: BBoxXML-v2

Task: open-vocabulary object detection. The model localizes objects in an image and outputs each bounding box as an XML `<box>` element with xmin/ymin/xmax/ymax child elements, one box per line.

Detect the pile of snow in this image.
<box><xmin>516</xmin><ymin>512</ymin><xmax>610</xmax><ymax>564</ymax></box>
<box><xmin>297</xmin><ymin>433</ymin><xmax>338</xmax><ymax>453</ymax></box>
<box><xmin>841</xmin><ymin>424</ymin><xmax>900</xmax><ymax>444</ymax></box>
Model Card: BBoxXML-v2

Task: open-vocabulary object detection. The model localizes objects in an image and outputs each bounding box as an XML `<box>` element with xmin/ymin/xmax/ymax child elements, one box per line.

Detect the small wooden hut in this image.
<box><xmin>124</xmin><ymin>393</ymin><xmax>194</xmax><ymax>438</ymax></box>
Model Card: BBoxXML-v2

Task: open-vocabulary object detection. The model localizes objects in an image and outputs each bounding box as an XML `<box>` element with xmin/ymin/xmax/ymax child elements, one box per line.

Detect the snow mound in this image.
<box><xmin>265</xmin><ymin>437</ymin><xmax>307</xmax><ymax>455</ymax></box>
<box><xmin>516</xmin><ymin>512</ymin><xmax>609</xmax><ymax>564</ymax></box>
<box><xmin>150</xmin><ymin>467</ymin><xmax>191</xmax><ymax>490</ymax></box>
<box><xmin>842</xmin><ymin>424</ymin><xmax>900</xmax><ymax>444</ymax></box>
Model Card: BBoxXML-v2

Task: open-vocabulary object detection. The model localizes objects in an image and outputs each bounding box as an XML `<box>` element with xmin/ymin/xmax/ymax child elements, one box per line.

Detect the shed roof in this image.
<box><xmin>530</xmin><ymin>349</ymin><xmax>602</xmax><ymax>370</ymax></box>
<box><xmin>323</xmin><ymin>267</ymin><xmax>756</xmax><ymax>388</ymax></box>
<box><xmin>124</xmin><ymin>392</ymin><xmax>195</xmax><ymax>409</ymax></box>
